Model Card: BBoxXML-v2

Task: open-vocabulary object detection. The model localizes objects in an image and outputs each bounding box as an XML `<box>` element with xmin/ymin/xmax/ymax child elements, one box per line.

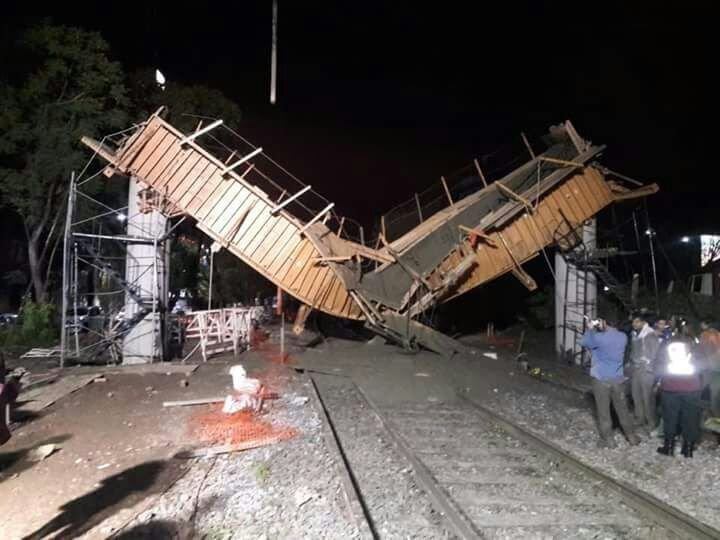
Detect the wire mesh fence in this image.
<box><xmin>379</xmin><ymin>131</ymin><xmax>560</xmax><ymax>242</ymax></box>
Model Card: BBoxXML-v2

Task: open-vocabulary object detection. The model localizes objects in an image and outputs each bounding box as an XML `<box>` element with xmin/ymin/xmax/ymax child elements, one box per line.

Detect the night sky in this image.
<box><xmin>5</xmin><ymin>3</ymin><xmax>715</xmax><ymax>234</ymax></box>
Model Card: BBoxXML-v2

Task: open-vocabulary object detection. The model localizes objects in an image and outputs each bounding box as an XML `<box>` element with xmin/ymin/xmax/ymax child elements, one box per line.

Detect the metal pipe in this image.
<box><xmin>270</xmin><ymin>184</ymin><xmax>312</xmax><ymax>215</ymax></box>
<box><xmin>73</xmin><ymin>232</ymin><xmax>156</xmax><ymax>244</ymax></box>
<box><xmin>180</xmin><ymin>119</ymin><xmax>223</xmax><ymax>145</ymax></box>
<box><xmin>299</xmin><ymin>203</ymin><xmax>335</xmax><ymax>234</ymax></box>
<box><xmin>73</xmin><ymin>242</ymin><xmax>80</xmax><ymax>358</ymax></box>
<box><xmin>270</xmin><ymin>0</ymin><xmax>278</xmax><ymax>104</ymax></box>
<box><xmin>60</xmin><ymin>173</ymin><xmax>75</xmax><ymax>368</ymax></box>
<box><xmin>221</xmin><ymin>147</ymin><xmax>263</xmax><ymax>175</ymax></box>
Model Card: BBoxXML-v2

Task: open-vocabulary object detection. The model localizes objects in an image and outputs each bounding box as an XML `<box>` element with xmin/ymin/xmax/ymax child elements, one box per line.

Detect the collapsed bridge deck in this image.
<box><xmin>83</xmin><ymin>111</ymin><xmax>656</xmax><ymax>354</ymax></box>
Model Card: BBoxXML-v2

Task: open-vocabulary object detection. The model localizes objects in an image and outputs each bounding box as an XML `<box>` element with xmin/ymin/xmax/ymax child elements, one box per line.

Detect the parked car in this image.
<box><xmin>0</xmin><ymin>313</ymin><xmax>19</xmax><ymax>330</ymax></box>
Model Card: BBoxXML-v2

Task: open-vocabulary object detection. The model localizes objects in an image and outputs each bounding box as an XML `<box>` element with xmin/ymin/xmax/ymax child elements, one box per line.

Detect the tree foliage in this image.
<box><xmin>0</xmin><ymin>22</ymin><xmax>129</xmax><ymax>302</ymax></box>
<box><xmin>128</xmin><ymin>68</ymin><xmax>242</xmax><ymax>131</ymax></box>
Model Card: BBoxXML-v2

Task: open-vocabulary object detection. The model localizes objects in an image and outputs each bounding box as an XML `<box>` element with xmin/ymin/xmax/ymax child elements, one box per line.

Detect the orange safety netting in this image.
<box><xmin>189</xmin><ymin>405</ymin><xmax>297</xmax><ymax>446</ymax></box>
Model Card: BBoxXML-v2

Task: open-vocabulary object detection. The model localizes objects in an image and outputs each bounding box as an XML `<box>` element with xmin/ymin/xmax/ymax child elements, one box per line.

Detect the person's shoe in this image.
<box><xmin>657</xmin><ymin>437</ymin><xmax>675</xmax><ymax>456</ymax></box>
<box><xmin>597</xmin><ymin>437</ymin><xmax>617</xmax><ymax>449</ymax></box>
<box><xmin>681</xmin><ymin>441</ymin><xmax>695</xmax><ymax>458</ymax></box>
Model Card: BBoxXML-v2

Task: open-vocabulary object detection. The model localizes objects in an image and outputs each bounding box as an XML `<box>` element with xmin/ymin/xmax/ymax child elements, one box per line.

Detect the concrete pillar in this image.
<box><xmin>123</xmin><ymin>178</ymin><xmax>168</xmax><ymax>364</ymax></box>
<box><xmin>555</xmin><ymin>219</ymin><xmax>597</xmax><ymax>364</ymax></box>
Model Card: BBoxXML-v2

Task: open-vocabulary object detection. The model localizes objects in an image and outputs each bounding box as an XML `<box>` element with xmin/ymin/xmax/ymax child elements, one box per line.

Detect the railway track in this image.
<box><xmin>310</xmin><ymin>373</ymin><xmax>720</xmax><ymax>539</ymax></box>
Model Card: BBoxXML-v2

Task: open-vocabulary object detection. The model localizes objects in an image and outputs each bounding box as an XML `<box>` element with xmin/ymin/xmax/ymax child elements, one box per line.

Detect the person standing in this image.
<box><xmin>656</xmin><ymin>336</ymin><xmax>703</xmax><ymax>457</ymax></box>
<box><xmin>630</xmin><ymin>314</ymin><xmax>660</xmax><ymax>431</ymax></box>
<box><xmin>699</xmin><ymin>320</ymin><xmax>720</xmax><ymax>417</ymax></box>
<box><xmin>582</xmin><ymin>319</ymin><xmax>640</xmax><ymax>448</ymax></box>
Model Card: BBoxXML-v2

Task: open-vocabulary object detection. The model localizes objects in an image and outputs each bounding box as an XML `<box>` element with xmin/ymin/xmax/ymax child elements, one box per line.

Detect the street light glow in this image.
<box><xmin>681</xmin><ymin>236</ymin><xmax>690</xmax><ymax>243</ymax></box>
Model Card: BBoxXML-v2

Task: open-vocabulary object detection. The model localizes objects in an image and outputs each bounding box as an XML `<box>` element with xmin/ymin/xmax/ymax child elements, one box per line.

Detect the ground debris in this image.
<box><xmin>29</xmin><ymin>443</ymin><xmax>59</xmax><ymax>462</ymax></box>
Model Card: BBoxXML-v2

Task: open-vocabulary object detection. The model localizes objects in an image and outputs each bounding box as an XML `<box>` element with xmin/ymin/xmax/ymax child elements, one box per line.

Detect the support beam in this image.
<box><xmin>539</xmin><ymin>156</ymin><xmax>583</xmax><ymax>169</ymax></box>
<box><xmin>521</xmin><ymin>132</ymin><xmax>536</xmax><ymax>159</ymax></box>
<box><xmin>221</xmin><ymin>147</ymin><xmax>263</xmax><ymax>176</ymax></box>
<box><xmin>179</xmin><ymin>119</ymin><xmax>223</xmax><ymax>145</ymax></box>
<box><xmin>611</xmin><ymin>183</ymin><xmax>660</xmax><ymax>201</ymax></box>
<box><xmin>293</xmin><ymin>304</ymin><xmax>313</xmax><ymax>335</ymax></box>
<box><xmin>473</xmin><ymin>158</ymin><xmax>488</xmax><ymax>187</ymax></box>
<box><xmin>414</xmin><ymin>193</ymin><xmax>423</xmax><ymax>222</ymax></box>
<box><xmin>270</xmin><ymin>184</ymin><xmax>312</xmax><ymax>215</ymax></box>
<box><xmin>311</xmin><ymin>255</ymin><xmax>353</xmax><ymax>264</ymax></box>
<box><xmin>496</xmin><ymin>182</ymin><xmax>533</xmax><ymax>212</ymax></box>
<box><xmin>498</xmin><ymin>232</ymin><xmax>537</xmax><ymax>291</ymax></box>
<box><xmin>441</xmin><ymin>176</ymin><xmax>453</xmax><ymax>205</ymax></box>
<box><xmin>459</xmin><ymin>225</ymin><xmax>497</xmax><ymax>248</ymax></box>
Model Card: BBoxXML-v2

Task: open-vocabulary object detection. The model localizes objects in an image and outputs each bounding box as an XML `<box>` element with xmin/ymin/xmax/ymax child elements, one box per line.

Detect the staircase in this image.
<box><xmin>82</xmin><ymin>111</ymin><xmax>657</xmax><ymax>355</ymax></box>
<box><xmin>76</xmin><ymin>239</ymin><xmax>153</xmax><ymax>357</ymax></box>
<box><xmin>564</xmin><ymin>249</ymin><xmax>634</xmax><ymax>313</ymax></box>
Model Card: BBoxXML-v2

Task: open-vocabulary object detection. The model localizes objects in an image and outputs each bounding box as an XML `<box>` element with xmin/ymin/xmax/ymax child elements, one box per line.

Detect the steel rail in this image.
<box><xmin>307</xmin><ymin>375</ymin><xmax>377</xmax><ymax>539</ymax></box>
<box><xmin>458</xmin><ymin>394</ymin><xmax>720</xmax><ymax>540</ymax></box>
<box><xmin>353</xmin><ymin>383</ymin><xmax>481</xmax><ymax>540</ymax></box>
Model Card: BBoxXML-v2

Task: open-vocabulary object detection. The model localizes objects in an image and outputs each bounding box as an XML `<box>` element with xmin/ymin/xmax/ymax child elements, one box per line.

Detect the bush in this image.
<box><xmin>0</xmin><ymin>301</ymin><xmax>57</xmax><ymax>348</ymax></box>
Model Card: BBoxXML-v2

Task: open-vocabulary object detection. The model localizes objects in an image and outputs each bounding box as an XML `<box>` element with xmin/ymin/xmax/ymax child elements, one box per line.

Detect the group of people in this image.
<box><xmin>581</xmin><ymin>314</ymin><xmax>720</xmax><ymax>457</ymax></box>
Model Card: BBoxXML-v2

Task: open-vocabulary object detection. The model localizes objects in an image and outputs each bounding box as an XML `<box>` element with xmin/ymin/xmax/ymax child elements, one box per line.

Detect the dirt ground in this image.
<box><xmin>2</xmin><ymin>327</ymin><xmax>717</xmax><ymax>538</ymax></box>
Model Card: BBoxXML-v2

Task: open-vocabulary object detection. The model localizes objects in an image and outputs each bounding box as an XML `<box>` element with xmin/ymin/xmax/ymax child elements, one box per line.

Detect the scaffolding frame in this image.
<box><xmin>59</xmin><ymin>127</ymin><xmax>176</xmax><ymax>366</ymax></box>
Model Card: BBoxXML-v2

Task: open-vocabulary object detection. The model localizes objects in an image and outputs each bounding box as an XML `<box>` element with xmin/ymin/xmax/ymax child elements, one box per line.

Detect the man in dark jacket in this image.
<box><xmin>582</xmin><ymin>319</ymin><xmax>640</xmax><ymax>448</ymax></box>
<box><xmin>630</xmin><ymin>315</ymin><xmax>660</xmax><ymax>431</ymax></box>
<box><xmin>656</xmin><ymin>336</ymin><xmax>703</xmax><ymax>457</ymax></box>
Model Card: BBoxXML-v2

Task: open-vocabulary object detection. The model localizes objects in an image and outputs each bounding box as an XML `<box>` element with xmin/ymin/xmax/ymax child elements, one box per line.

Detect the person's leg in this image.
<box><xmin>680</xmin><ymin>391</ymin><xmax>702</xmax><ymax>457</ymax></box>
<box><xmin>641</xmin><ymin>373</ymin><xmax>657</xmax><ymax>428</ymax></box>
<box><xmin>592</xmin><ymin>379</ymin><xmax>613</xmax><ymax>444</ymax></box>
<box><xmin>659</xmin><ymin>391</ymin><xmax>681</xmax><ymax>455</ymax></box>
<box><xmin>710</xmin><ymin>372</ymin><xmax>720</xmax><ymax>418</ymax></box>
<box><xmin>631</xmin><ymin>373</ymin><xmax>645</xmax><ymax>424</ymax></box>
<box><xmin>610</xmin><ymin>382</ymin><xmax>640</xmax><ymax>444</ymax></box>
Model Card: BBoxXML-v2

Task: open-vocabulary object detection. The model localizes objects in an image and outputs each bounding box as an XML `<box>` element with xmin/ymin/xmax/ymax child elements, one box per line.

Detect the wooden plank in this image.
<box><xmin>155</xmin><ymin>151</ymin><xmax>200</xmax><ymax>203</ymax></box>
<box><xmin>326</xmin><ymin>275</ymin><xmax>346</xmax><ymax>312</ymax></box>
<box><xmin>204</xmin><ymin>179</ymin><xmax>245</xmax><ymax>230</ymax></box>
<box><xmin>261</xmin><ymin>224</ymin><xmax>299</xmax><ymax>270</ymax></box>
<box><xmin>174</xmin><ymin>161</ymin><xmax>214</xmax><ymax>210</ymax></box>
<box><xmin>307</xmin><ymin>266</ymin><xmax>334</xmax><ymax>307</ymax></box>
<box><xmin>253</xmin><ymin>220</ymin><xmax>293</xmax><ymax>265</ymax></box>
<box><xmin>230</xmin><ymin>199</ymin><xmax>272</xmax><ymax>252</ymax></box>
<box><xmin>196</xmin><ymin>169</ymin><xmax>236</xmax><ymax>222</ymax></box>
<box><xmin>286</xmin><ymin>244</ymin><xmax>320</xmax><ymax>291</ymax></box>
<box><xmin>118</xmin><ymin>123</ymin><xmax>163</xmax><ymax>172</ymax></box>
<box><xmin>266</xmin><ymin>234</ymin><xmax>303</xmax><ymax>276</ymax></box>
<box><xmin>178</xmin><ymin>437</ymin><xmax>286</xmax><ymax>459</ymax></box>
<box><xmin>133</xmin><ymin>129</ymin><xmax>174</xmax><ymax>178</ymax></box>
<box><xmin>186</xmin><ymin>167</ymin><xmax>222</xmax><ymax>215</ymax></box>
<box><xmin>208</xmin><ymin>183</ymin><xmax>251</xmax><ymax>235</ymax></box>
<box><xmin>277</xmin><ymin>241</ymin><xmax>313</xmax><ymax>283</ymax></box>
<box><xmin>137</xmin><ymin>138</ymin><xmax>182</xmax><ymax>188</ymax></box>
<box><xmin>166</xmin><ymin>153</ymin><xmax>204</xmax><ymax>200</ymax></box>
<box><xmin>154</xmin><ymin>144</ymin><xmax>193</xmax><ymax>192</ymax></box>
<box><xmin>565</xmin><ymin>178</ymin><xmax>592</xmax><ymax>219</ymax></box>
<box><xmin>244</xmin><ymin>211</ymin><xmax>280</xmax><ymax>259</ymax></box>
<box><xmin>292</xmin><ymin>258</ymin><xmax>324</xmax><ymax>296</ymax></box>
<box><xmin>217</xmin><ymin>191</ymin><xmax>259</xmax><ymax>244</ymax></box>
<box><xmin>163</xmin><ymin>397</ymin><xmax>224</xmax><ymax>407</ymax></box>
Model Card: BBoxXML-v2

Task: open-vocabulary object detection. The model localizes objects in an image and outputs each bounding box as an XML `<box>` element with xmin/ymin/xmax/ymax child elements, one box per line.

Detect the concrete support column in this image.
<box><xmin>555</xmin><ymin>219</ymin><xmax>597</xmax><ymax>364</ymax></box>
<box><xmin>123</xmin><ymin>178</ymin><xmax>168</xmax><ymax>364</ymax></box>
